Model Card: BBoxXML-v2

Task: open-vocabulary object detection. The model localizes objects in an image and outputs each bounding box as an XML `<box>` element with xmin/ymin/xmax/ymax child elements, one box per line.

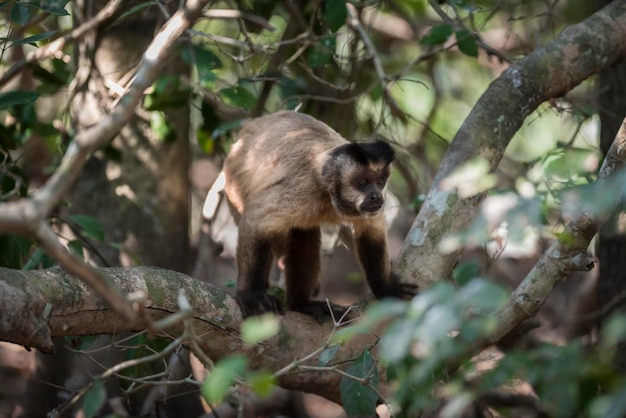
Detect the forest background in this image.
<box><xmin>1</xmin><ymin>0</ymin><xmax>626</xmax><ymax>417</ymax></box>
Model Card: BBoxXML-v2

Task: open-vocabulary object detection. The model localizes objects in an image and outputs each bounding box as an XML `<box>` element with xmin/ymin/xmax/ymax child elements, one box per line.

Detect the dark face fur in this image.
<box><xmin>322</xmin><ymin>141</ymin><xmax>394</xmax><ymax>217</ymax></box>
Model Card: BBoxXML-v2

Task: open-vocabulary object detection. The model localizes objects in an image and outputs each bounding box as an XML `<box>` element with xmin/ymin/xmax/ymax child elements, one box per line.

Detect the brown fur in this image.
<box><xmin>223</xmin><ymin>111</ymin><xmax>416</xmax><ymax>318</ymax></box>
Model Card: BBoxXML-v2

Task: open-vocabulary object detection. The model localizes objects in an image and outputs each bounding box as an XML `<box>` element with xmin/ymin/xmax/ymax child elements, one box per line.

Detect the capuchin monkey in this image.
<box><xmin>223</xmin><ymin>111</ymin><xmax>417</xmax><ymax>319</ymax></box>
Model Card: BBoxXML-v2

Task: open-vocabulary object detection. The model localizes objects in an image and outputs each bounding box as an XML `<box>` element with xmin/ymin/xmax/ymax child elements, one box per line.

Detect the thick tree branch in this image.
<box><xmin>0</xmin><ymin>266</ymin><xmax>374</xmax><ymax>404</ymax></box>
<box><xmin>395</xmin><ymin>0</ymin><xmax>626</xmax><ymax>287</ymax></box>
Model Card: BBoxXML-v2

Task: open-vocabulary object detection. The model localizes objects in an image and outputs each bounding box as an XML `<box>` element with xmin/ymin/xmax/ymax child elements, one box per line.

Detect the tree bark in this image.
<box><xmin>0</xmin><ymin>266</ymin><xmax>375</xmax><ymax>404</ymax></box>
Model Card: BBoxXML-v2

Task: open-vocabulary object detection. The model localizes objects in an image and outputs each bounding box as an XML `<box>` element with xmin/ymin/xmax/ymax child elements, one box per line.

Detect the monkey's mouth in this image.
<box><xmin>360</xmin><ymin>200</ymin><xmax>384</xmax><ymax>214</ymax></box>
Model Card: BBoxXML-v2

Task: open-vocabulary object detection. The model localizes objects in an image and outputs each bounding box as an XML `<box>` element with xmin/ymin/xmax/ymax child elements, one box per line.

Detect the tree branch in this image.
<box><xmin>394</xmin><ymin>0</ymin><xmax>626</xmax><ymax>288</ymax></box>
<box><xmin>0</xmin><ymin>266</ymin><xmax>375</xmax><ymax>404</ymax></box>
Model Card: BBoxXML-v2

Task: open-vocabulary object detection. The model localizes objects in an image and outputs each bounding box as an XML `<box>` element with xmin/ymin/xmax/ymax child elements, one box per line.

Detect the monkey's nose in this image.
<box><xmin>361</xmin><ymin>193</ymin><xmax>383</xmax><ymax>213</ymax></box>
<box><xmin>369</xmin><ymin>193</ymin><xmax>382</xmax><ymax>203</ymax></box>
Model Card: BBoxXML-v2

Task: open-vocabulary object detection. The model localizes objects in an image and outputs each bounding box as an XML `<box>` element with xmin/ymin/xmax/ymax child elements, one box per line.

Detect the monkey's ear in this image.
<box><xmin>334</xmin><ymin>141</ymin><xmax>395</xmax><ymax>165</ymax></box>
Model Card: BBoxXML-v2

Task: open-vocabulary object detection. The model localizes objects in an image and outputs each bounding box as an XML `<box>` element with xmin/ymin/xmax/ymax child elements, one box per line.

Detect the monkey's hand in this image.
<box><xmin>235</xmin><ymin>289</ymin><xmax>285</xmax><ymax>318</ymax></box>
<box><xmin>383</xmin><ymin>274</ymin><xmax>418</xmax><ymax>300</ymax></box>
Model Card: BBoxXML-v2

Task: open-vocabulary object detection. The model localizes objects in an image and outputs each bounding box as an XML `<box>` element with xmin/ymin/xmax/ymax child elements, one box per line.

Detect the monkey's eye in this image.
<box><xmin>359</xmin><ymin>179</ymin><xmax>369</xmax><ymax>186</ymax></box>
<box><xmin>376</xmin><ymin>178</ymin><xmax>385</xmax><ymax>186</ymax></box>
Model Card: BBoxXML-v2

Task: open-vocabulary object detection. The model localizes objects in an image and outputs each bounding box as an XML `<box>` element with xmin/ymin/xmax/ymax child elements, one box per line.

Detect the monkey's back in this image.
<box><xmin>224</xmin><ymin>112</ymin><xmax>348</xmax><ymax>234</ymax></box>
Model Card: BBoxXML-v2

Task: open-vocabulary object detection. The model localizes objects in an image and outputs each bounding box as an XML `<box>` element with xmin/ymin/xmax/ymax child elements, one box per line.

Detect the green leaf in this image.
<box><xmin>0</xmin><ymin>234</ymin><xmax>33</xmax><ymax>268</ymax></box>
<box><xmin>220</xmin><ymin>86</ymin><xmax>257</xmax><ymax>110</ymax></box>
<box><xmin>22</xmin><ymin>247</ymin><xmax>54</xmax><ymax>270</ymax></box>
<box><xmin>324</xmin><ymin>0</ymin><xmax>347</xmax><ymax>32</ymax></box>
<box><xmin>247</xmin><ymin>371</ymin><xmax>276</xmax><ymax>398</ymax></box>
<box><xmin>341</xmin><ymin>350</ymin><xmax>379</xmax><ymax>416</ymax></box>
<box><xmin>180</xmin><ymin>44</ymin><xmax>222</xmax><ymax>87</ymax></box>
<box><xmin>318</xmin><ymin>344</ymin><xmax>341</xmax><ymax>366</ymax></box>
<box><xmin>12</xmin><ymin>30</ymin><xmax>57</xmax><ymax>46</ymax></box>
<box><xmin>241</xmin><ymin>313</ymin><xmax>280</xmax><ymax>345</ymax></box>
<box><xmin>421</xmin><ymin>23</ymin><xmax>453</xmax><ymax>46</ymax></box>
<box><xmin>26</xmin><ymin>0</ymin><xmax>70</xmax><ymax>16</ymax></box>
<box><xmin>452</xmin><ymin>261</ymin><xmax>480</xmax><ymax>286</ymax></box>
<box><xmin>10</xmin><ymin>3</ymin><xmax>30</xmax><ymax>25</ymax></box>
<box><xmin>144</xmin><ymin>75</ymin><xmax>192</xmax><ymax>110</ymax></box>
<box><xmin>83</xmin><ymin>380</ymin><xmax>106</xmax><ymax>418</ymax></box>
<box><xmin>114</xmin><ymin>1</ymin><xmax>158</xmax><ymax>25</ymax></box>
<box><xmin>307</xmin><ymin>36</ymin><xmax>336</xmax><ymax>68</ymax></box>
<box><xmin>68</xmin><ymin>239</ymin><xmax>84</xmax><ymax>258</ymax></box>
<box><xmin>29</xmin><ymin>62</ymin><xmax>67</xmax><ymax>87</ymax></box>
<box><xmin>0</xmin><ymin>91</ymin><xmax>41</xmax><ymax>110</ymax></box>
<box><xmin>202</xmin><ymin>355</ymin><xmax>248</xmax><ymax>404</ymax></box>
<box><xmin>149</xmin><ymin>111</ymin><xmax>176</xmax><ymax>142</ymax></box>
<box><xmin>455</xmin><ymin>28</ymin><xmax>478</xmax><ymax>57</ymax></box>
<box><xmin>196</xmin><ymin>129</ymin><xmax>215</xmax><ymax>154</ymax></box>
<box><xmin>210</xmin><ymin>119</ymin><xmax>244</xmax><ymax>139</ymax></box>
<box><xmin>69</xmin><ymin>214</ymin><xmax>105</xmax><ymax>242</ymax></box>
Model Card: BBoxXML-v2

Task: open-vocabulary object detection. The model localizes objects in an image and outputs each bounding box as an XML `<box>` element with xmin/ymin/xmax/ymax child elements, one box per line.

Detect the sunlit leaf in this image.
<box><xmin>149</xmin><ymin>111</ymin><xmax>176</xmax><ymax>142</ymax></box>
<box><xmin>241</xmin><ymin>313</ymin><xmax>280</xmax><ymax>345</ymax></box>
<box><xmin>440</xmin><ymin>157</ymin><xmax>496</xmax><ymax>198</ymax></box>
<box><xmin>341</xmin><ymin>350</ymin><xmax>379</xmax><ymax>416</ymax></box>
<box><xmin>202</xmin><ymin>355</ymin><xmax>248</xmax><ymax>404</ymax></box>
<box><xmin>247</xmin><ymin>371</ymin><xmax>276</xmax><ymax>398</ymax></box>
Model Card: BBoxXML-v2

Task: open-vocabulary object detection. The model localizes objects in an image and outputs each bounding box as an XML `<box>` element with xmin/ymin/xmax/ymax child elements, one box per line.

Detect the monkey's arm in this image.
<box><xmin>353</xmin><ymin>218</ymin><xmax>417</xmax><ymax>299</ymax></box>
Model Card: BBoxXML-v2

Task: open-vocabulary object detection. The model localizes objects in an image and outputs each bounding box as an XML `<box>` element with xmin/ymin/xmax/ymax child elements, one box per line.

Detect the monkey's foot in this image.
<box><xmin>235</xmin><ymin>289</ymin><xmax>285</xmax><ymax>318</ymax></box>
<box><xmin>291</xmin><ymin>300</ymin><xmax>354</xmax><ymax>323</ymax></box>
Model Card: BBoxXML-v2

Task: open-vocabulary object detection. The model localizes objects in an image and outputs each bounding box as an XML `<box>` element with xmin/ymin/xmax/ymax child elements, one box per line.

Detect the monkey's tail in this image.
<box><xmin>202</xmin><ymin>171</ymin><xmax>226</xmax><ymax>221</ymax></box>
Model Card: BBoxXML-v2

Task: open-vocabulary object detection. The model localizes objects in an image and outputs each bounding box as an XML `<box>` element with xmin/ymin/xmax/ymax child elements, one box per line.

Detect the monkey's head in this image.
<box><xmin>321</xmin><ymin>141</ymin><xmax>394</xmax><ymax>218</ymax></box>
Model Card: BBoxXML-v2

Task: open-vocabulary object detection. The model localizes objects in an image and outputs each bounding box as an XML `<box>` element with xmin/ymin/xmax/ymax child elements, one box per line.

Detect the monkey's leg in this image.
<box><xmin>285</xmin><ymin>228</ymin><xmax>347</xmax><ymax>321</ymax></box>
<box><xmin>234</xmin><ymin>218</ymin><xmax>283</xmax><ymax>317</ymax></box>
<box><xmin>285</xmin><ymin>227</ymin><xmax>321</xmax><ymax>309</ymax></box>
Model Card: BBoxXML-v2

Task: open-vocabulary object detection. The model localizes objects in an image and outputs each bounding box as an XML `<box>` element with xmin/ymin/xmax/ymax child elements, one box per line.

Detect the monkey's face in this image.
<box><xmin>329</xmin><ymin>163</ymin><xmax>390</xmax><ymax>218</ymax></box>
<box><xmin>322</xmin><ymin>141</ymin><xmax>394</xmax><ymax>219</ymax></box>
<box><xmin>352</xmin><ymin>166</ymin><xmax>390</xmax><ymax>216</ymax></box>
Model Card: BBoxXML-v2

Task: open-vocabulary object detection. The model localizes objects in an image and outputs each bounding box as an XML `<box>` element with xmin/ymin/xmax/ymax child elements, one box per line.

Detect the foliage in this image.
<box><xmin>337</xmin><ymin>275</ymin><xmax>626</xmax><ymax>417</ymax></box>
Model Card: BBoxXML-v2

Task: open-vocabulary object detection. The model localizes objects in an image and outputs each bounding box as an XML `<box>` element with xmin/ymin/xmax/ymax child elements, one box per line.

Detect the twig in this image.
<box><xmin>345</xmin><ymin>4</ymin><xmax>406</xmax><ymax>121</ymax></box>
